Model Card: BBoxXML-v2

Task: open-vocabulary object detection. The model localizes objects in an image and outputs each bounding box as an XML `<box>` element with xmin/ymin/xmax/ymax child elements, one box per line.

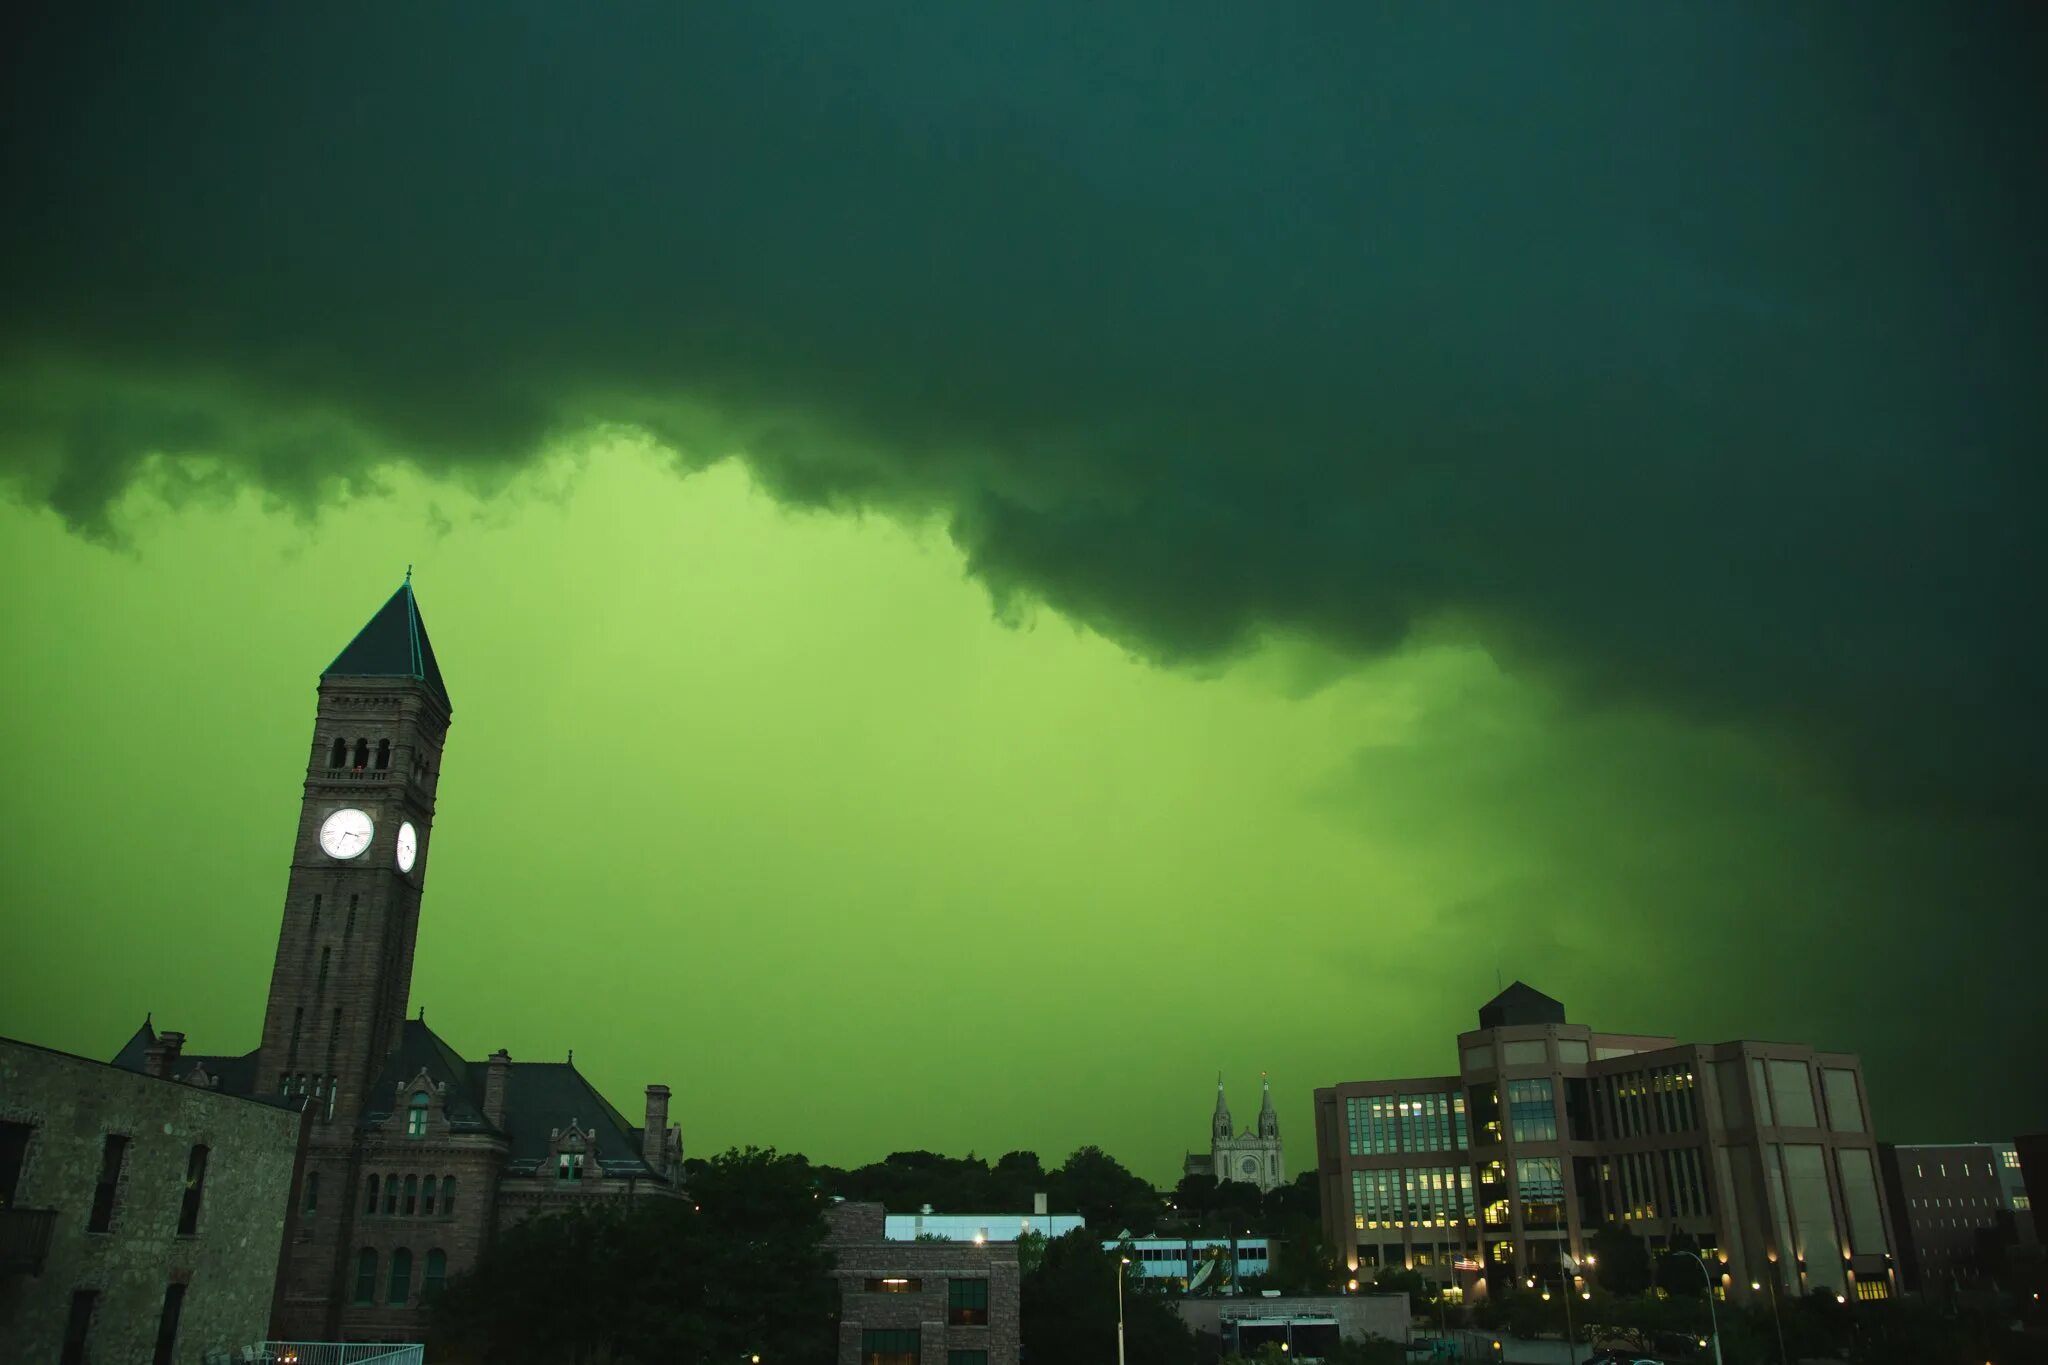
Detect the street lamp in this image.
<box><xmin>1752</xmin><ymin>1270</ymin><xmax>1789</xmax><ymax>1365</ymax></box>
<box><xmin>1674</xmin><ymin>1251</ymin><xmax>1723</xmax><ymax>1365</ymax></box>
<box><xmin>1117</xmin><ymin>1256</ymin><xmax>1131</xmax><ymax>1365</ymax></box>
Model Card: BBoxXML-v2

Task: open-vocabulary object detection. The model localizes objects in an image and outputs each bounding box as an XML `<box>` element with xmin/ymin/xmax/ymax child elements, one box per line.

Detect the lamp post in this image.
<box><xmin>1752</xmin><ymin>1269</ymin><xmax>1789</xmax><ymax>1365</ymax></box>
<box><xmin>1117</xmin><ymin>1255</ymin><xmax>1131</xmax><ymax>1365</ymax></box>
<box><xmin>1675</xmin><ymin>1251</ymin><xmax>1723</xmax><ymax>1365</ymax></box>
<box><xmin>1532</xmin><ymin>1258</ymin><xmax>1584</xmax><ymax>1365</ymax></box>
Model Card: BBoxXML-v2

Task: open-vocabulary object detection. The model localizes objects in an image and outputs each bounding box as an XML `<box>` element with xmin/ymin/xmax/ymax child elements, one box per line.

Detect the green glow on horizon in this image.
<box><xmin>0</xmin><ymin>440</ymin><xmax>2021</xmax><ymax>1177</ymax></box>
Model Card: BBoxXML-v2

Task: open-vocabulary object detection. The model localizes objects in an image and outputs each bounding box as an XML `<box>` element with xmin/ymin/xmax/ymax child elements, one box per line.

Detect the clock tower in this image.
<box><xmin>255</xmin><ymin>576</ymin><xmax>452</xmax><ymax>1125</ymax></box>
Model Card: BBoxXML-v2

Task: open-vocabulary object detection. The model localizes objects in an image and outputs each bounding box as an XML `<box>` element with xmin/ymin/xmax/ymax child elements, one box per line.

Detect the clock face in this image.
<box><xmin>318</xmin><ymin>808</ymin><xmax>374</xmax><ymax>860</ymax></box>
<box><xmin>395</xmin><ymin>821</ymin><xmax>418</xmax><ymax>873</ymax></box>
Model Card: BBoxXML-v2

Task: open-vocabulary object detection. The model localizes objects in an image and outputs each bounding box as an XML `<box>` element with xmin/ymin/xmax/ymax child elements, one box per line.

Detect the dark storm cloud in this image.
<box><xmin>3</xmin><ymin>3</ymin><xmax>2044</xmax><ymax>817</ymax></box>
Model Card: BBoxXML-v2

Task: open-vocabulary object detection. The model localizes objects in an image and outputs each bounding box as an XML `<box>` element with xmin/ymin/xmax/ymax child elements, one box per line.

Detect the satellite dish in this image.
<box><xmin>1188</xmin><ymin>1258</ymin><xmax>1216</xmax><ymax>1293</ymax></box>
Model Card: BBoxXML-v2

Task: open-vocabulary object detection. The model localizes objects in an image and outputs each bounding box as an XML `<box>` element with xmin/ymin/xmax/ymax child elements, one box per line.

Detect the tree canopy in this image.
<box><xmin>431</xmin><ymin>1147</ymin><xmax>834</xmax><ymax>1365</ymax></box>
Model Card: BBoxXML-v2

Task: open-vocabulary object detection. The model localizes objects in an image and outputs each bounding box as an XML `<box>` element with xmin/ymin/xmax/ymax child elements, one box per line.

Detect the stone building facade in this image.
<box><xmin>0</xmin><ymin>1035</ymin><xmax>309</xmax><ymax>1364</ymax></box>
<box><xmin>826</xmin><ymin>1201</ymin><xmax>1021</xmax><ymax>1365</ymax></box>
<box><xmin>109</xmin><ymin>579</ymin><xmax>683</xmax><ymax>1341</ymax></box>
<box><xmin>1185</xmin><ymin>1076</ymin><xmax>1286</xmax><ymax>1193</ymax></box>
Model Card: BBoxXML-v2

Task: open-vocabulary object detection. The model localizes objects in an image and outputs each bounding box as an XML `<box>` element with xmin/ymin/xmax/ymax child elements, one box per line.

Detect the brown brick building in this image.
<box><xmin>825</xmin><ymin>1202</ymin><xmax>1020</xmax><ymax>1365</ymax></box>
<box><xmin>0</xmin><ymin>1035</ymin><xmax>310</xmax><ymax>1363</ymax></box>
<box><xmin>110</xmin><ymin>578</ymin><xmax>683</xmax><ymax>1341</ymax></box>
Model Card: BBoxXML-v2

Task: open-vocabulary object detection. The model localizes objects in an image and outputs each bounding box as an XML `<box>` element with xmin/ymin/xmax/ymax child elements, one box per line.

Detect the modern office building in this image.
<box><xmin>827</xmin><ymin>1201</ymin><xmax>1020</xmax><ymax>1365</ymax></box>
<box><xmin>1313</xmin><ymin>983</ymin><xmax>1895</xmax><ymax>1308</ymax></box>
<box><xmin>1879</xmin><ymin>1140</ymin><xmax>2037</xmax><ymax>1295</ymax></box>
<box><xmin>0</xmin><ymin>1035</ymin><xmax>310</xmax><ymax>1364</ymax></box>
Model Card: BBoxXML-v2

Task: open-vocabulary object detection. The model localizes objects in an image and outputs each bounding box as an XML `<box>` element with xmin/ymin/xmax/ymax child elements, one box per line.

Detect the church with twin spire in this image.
<box><xmin>111</xmin><ymin>577</ymin><xmax>683</xmax><ymax>1342</ymax></box>
<box><xmin>1186</xmin><ymin>1075</ymin><xmax>1286</xmax><ymax>1192</ymax></box>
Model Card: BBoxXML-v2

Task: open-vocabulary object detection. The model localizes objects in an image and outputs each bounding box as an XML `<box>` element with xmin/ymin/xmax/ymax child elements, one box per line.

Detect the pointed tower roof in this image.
<box><xmin>323</xmin><ymin>574</ymin><xmax>452</xmax><ymax>713</ymax></box>
<box><xmin>1477</xmin><ymin>980</ymin><xmax>1567</xmax><ymax>1029</ymax></box>
<box><xmin>1259</xmin><ymin>1073</ymin><xmax>1276</xmax><ymax>1112</ymax></box>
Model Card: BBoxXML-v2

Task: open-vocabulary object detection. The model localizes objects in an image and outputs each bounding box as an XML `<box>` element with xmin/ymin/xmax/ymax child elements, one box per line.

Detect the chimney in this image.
<box><xmin>1033</xmin><ymin>1191</ymin><xmax>1049</xmax><ymax>1218</ymax></box>
<box><xmin>144</xmin><ymin>1030</ymin><xmax>186</xmax><ymax>1079</ymax></box>
<box><xmin>642</xmin><ymin>1085</ymin><xmax>670</xmax><ymax>1171</ymax></box>
<box><xmin>484</xmin><ymin>1049</ymin><xmax>511</xmax><ymax>1128</ymax></box>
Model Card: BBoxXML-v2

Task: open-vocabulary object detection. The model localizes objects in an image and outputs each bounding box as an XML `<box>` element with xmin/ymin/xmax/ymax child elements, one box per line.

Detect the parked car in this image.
<box><xmin>1585</xmin><ymin>1352</ymin><xmax>1664</xmax><ymax>1365</ymax></box>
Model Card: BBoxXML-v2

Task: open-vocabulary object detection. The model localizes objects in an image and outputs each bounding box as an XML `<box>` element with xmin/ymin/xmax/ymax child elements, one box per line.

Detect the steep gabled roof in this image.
<box><xmin>1478</xmin><ymin>980</ymin><xmax>1567</xmax><ymax>1029</ymax></box>
<box><xmin>362</xmin><ymin>1020</ymin><xmax>666</xmax><ymax>1182</ymax></box>
<box><xmin>107</xmin><ymin>1025</ymin><xmax>264</xmax><ymax>1099</ymax></box>
<box><xmin>112</xmin><ymin>1017</ymin><xmax>157</xmax><ymax>1071</ymax></box>
<box><xmin>362</xmin><ymin>1018</ymin><xmax>496</xmax><ymax>1136</ymax></box>
<box><xmin>323</xmin><ymin>578</ymin><xmax>452</xmax><ymax>713</ymax></box>
<box><xmin>465</xmin><ymin>1058</ymin><xmax>659</xmax><ymax>1179</ymax></box>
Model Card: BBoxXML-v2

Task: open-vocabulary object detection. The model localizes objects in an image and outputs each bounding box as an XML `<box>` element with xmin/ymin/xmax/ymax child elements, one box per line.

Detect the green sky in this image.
<box><xmin>0</xmin><ymin>5</ymin><xmax>2041</xmax><ymax>1181</ymax></box>
<box><xmin>0</xmin><ymin>436</ymin><xmax>2027</xmax><ymax>1181</ymax></box>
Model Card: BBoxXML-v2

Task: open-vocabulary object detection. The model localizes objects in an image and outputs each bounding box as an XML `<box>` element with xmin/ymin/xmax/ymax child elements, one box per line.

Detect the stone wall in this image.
<box><xmin>0</xmin><ymin>1037</ymin><xmax>307</xmax><ymax>1365</ymax></box>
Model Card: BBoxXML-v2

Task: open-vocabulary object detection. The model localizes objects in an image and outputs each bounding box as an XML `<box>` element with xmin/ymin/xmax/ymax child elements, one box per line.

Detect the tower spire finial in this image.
<box><xmin>405</xmin><ymin>563</ymin><xmax>413</xmax><ymax>585</ymax></box>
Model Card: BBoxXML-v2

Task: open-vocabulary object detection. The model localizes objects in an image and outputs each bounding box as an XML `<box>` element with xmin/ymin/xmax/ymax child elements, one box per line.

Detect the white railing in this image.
<box><xmin>258</xmin><ymin>1344</ymin><xmax>425</xmax><ymax>1365</ymax></box>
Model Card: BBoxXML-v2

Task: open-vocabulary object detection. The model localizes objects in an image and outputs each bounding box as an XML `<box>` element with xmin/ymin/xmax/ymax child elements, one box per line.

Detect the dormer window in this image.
<box><xmin>557</xmin><ymin>1152</ymin><xmax>584</xmax><ymax>1182</ymax></box>
<box><xmin>407</xmin><ymin>1091</ymin><xmax>429</xmax><ymax>1137</ymax></box>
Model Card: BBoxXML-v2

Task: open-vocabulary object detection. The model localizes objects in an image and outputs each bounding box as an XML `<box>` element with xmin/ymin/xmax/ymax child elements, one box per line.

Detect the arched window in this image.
<box><xmin>353</xmin><ymin>738</ymin><xmax>369</xmax><ymax>769</ymax></box>
<box><xmin>387</xmin><ymin>1247</ymin><xmax>412</xmax><ymax>1306</ymax></box>
<box><xmin>317</xmin><ymin>947</ymin><xmax>330</xmax><ymax>993</ymax></box>
<box><xmin>329</xmin><ymin>737</ymin><xmax>346</xmax><ymax>768</ymax></box>
<box><xmin>303</xmin><ymin>1172</ymin><xmax>320</xmax><ymax>1215</ymax></box>
<box><xmin>403</xmin><ymin>1175</ymin><xmax>418</xmax><ymax>1216</ymax></box>
<box><xmin>422</xmin><ymin>1249</ymin><xmax>447</xmax><ymax>1303</ymax></box>
<box><xmin>421</xmin><ymin>1176</ymin><xmax>436</xmax><ymax>1217</ymax></box>
<box><xmin>363</xmin><ymin>1175</ymin><xmax>379</xmax><ymax>1215</ymax></box>
<box><xmin>354</xmin><ymin>1248</ymin><xmax>377</xmax><ymax>1305</ymax></box>
<box><xmin>375</xmin><ymin>738</ymin><xmax>391</xmax><ymax>770</ymax></box>
<box><xmin>384</xmin><ymin>1176</ymin><xmax>399</xmax><ymax>1215</ymax></box>
<box><xmin>407</xmin><ymin>1091</ymin><xmax>430</xmax><ymax>1138</ymax></box>
<box><xmin>440</xmin><ymin>1176</ymin><xmax>455</xmax><ymax>1217</ymax></box>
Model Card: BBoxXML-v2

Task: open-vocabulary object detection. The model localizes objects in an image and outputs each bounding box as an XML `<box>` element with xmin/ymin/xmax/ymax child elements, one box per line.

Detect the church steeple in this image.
<box><xmin>1258</xmin><ymin>1072</ymin><xmax>1280</xmax><ymax>1139</ymax></box>
<box><xmin>1213</xmin><ymin>1073</ymin><xmax>1233</xmax><ymax>1142</ymax></box>
<box><xmin>256</xmin><ymin>577</ymin><xmax>453</xmax><ymax>1123</ymax></box>
<box><xmin>324</xmin><ymin>576</ymin><xmax>452</xmax><ymax>714</ymax></box>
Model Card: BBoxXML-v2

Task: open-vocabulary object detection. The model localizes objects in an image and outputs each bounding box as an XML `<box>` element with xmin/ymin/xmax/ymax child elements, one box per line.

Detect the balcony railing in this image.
<box><xmin>321</xmin><ymin>770</ymin><xmax>391</xmax><ymax>782</ymax></box>
<box><xmin>261</xmin><ymin>1344</ymin><xmax>424</xmax><ymax>1365</ymax></box>
<box><xmin>0</xmin><ymin>1206</ymin><xmax>57</xmax><ymax>1275</ymax></box>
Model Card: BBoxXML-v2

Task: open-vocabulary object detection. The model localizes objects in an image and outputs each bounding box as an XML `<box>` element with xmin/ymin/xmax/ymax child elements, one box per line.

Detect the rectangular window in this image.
<box><xmin>60</xmin><ymin>1289</ymin><xmax>96</xmax><ymax>1365</ymax></box>
<box><xmin>2004</xmin><ymin>1149</ymin><xmax>2022</xmax><ymax>1169</ymax></box>
<box><xmin>1835</xmin><ymin>1147</ymin><xmax>1890</xmax><ymax>1254</ymax></box>
<box><xmin>863</xmin><ymin>1328</ymin><xmax>921</xmax><ymax>1365</ymax></box>
<box><xmin>88</xmin><ymin>1134</ymin><xmax>129</xmax><ymax>1232</ymax></box>
<box><xmin>177</xmin><ymin>1145</ymin><xmax>209</xmax><ymax>1236</ymax></box>
<box><xmin>1516</xmin><ymin>1157</ymin><xmax>1565</xmax><ymax>1229</ymax></box>
<box><xmin>151</xmin><ymin>1282</ymin><xmax>187</xmax><ymax>1365</ymax></box>
<box><xmin>0</xmin><ymin>1120</ymin><xmax>32</xmax><ymax>1205</ymax></box>
<box><xmin>948</xmin><ymin>1277</ymin><xmax>989</xmax><ymax>1325</ymax></box>
<box><xmin>1767</xmin><ymin>1061</ymin><xmax>1817</xmax><ymax>1128</ymax></box>
<box><xmin>558</xmin><ymin>1152</ymin><xmax>583</xmax><ymax>1181</ymax></box>
<box><xmin>1507</xmin><ymin>1079</ymin><xmax>1557</xmax><ymax>1142</ymax></box>
<box><xmin>948</xmin><ymin>1353</ymin><xmax>990</xmax><ymax>1365</ymax></box>
<box><xmin>1821</xmin><ymin>1069</ymin><xmax>1865</xmax><ymax>1133</ymax></box>
<box><xmin>865</xmin><ymin>1276</ymin><xmax>923</xmax><ymax>1293</ymax></box>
